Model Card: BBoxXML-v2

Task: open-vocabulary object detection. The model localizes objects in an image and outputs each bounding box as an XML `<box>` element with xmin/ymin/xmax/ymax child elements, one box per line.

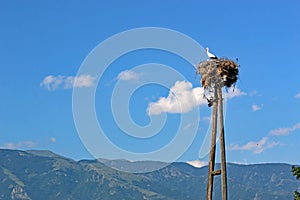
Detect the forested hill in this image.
<box><xmin>0</xmin><ymin>149</ymin><xmax>297</xmax><ymax>200</ymax></box>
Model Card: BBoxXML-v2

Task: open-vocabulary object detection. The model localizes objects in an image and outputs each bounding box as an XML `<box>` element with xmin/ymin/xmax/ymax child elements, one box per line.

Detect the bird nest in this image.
<box><xmin>197</xmin><ymin>58</ymin><xmax>239</xmax><ymax>91</ymax></box>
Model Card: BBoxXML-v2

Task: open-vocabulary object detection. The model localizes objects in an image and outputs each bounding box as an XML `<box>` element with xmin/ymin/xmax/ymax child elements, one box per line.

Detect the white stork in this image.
<box><xmin>206</xmin><ymin>47</ymin><xmax>218</xmax><ymax>60</ymax></box>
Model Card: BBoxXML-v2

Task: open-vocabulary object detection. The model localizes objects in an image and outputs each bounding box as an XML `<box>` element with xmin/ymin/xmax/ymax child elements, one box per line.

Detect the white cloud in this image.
<box><xmin>40</xmin><ymin>75</ymin><xmax>64</xmax><ymax>90</ymax></box>
<box><xmin>201</xmin><ymin>116</ymin><xmax>211</xmax><ymax>122</ymax></box>
<box><xmin>249</xmin><ymin>90</ymin><xmax>258</xmax><ymax>97</ymax></box>
<box><xmin>183</xmin><ymin>123</ymin><xmax>192</xmax><ymax>131</ymax></box>
<box><xmin>252</xmin><ymin>104</ymin><xmax>263</xmax><ymax>112</ymax></box>
<box><xmin>147</xmin><ymin>82</ymin><xmax>246</xmax><ymax>115</ymax></box>
<box><xmin>117</xmin><ymin>70</ymin><xmax>142</xmax><ymax>81</ymax></box>
<box><xmin>229</xmin><ymin>122</ymin><xmax>299</xmax><ymax>155</ymax></box>
<box><xmin>147</xmin><ymin>81</ymin><xmax>207</xmax><ymax>115</ymax></box>
<box><xmin>223</xmin><ymin>87</ymin><xmax>246</xmax><ymax>99</ymax></box>
<box><xmin>228</xmin><ymin>137</ymin><xmax>280</xmax><ymax>154</ymax></box>
<box><xmin>49</xmin><ymin>137</ymin><xmax>56</xmax><ymax>143</ymax></box>
<box><xmin>269</xmin><ymin>122</ymin><xmax>300</xmax><ymax>136</ymax></box>
<box><xmin>187</xmin><ymin>160</ymin><xmax>208</xmax><ymax>168</ymax></box>
<box><xmin>40</xmin><ymin>74</ymin><xmax>96</xmax><ymax>90</ymax></box>
<box><xmin>64</xmin><ymin>75</ymin><xmax>95</xmax><ymax>88</ymax></box>
<box><xmin>295</xmin><ymin>93</ymin><xmax>300</xmax><ymax>98</ymax></box>
<box><xmin>1</xmin><ymin>141</ymin><xmax>36</xmax><ymax>149</ymax></box>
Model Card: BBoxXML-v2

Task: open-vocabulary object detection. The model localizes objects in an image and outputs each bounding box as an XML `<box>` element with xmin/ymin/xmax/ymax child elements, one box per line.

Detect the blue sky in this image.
<box><xmin>0</xmin><ymin>0</ymin><xmax>300</xmax><ymax>167</ymax></box>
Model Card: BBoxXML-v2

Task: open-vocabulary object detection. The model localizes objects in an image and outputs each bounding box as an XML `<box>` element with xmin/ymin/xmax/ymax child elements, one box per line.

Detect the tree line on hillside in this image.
<box><xmin>292</xmin><ymin>166</ymin><xmax>300</xmax><ymax>200</ymax></box>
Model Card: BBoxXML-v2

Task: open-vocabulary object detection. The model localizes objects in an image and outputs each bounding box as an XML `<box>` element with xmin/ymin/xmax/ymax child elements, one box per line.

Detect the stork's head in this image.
<box><xmin>205</xmin><ymin>47</ymin><xmax>209</xmax><ymax>52</ymax></box>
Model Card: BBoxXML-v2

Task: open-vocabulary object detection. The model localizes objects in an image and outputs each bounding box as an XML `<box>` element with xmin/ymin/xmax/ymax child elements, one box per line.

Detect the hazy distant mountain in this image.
<box><xmin>97</xmin><ymin>158</ymin><xmax>169</xmax><ymax>173</ymax></box>
<box><xmin>0</xmin><ymin>149</ymin><xmax>298</xmax><ymax>200</ymax></box>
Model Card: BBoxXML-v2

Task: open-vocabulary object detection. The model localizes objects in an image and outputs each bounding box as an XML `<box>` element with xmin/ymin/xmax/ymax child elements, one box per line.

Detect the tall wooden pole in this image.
<box><xmin>218</xmin><ymin>87</ymin><xmax>228</xmax><ymax>200</ymax></box>
<box><xmin>206</xmin><ymin>86</ymin><xmax>228</xmax><ymax>200</ymax></box>
<box><xmin>206</xmin><ymin>88</ymin><xmax>218</xmax><ymax>200</ymax></box>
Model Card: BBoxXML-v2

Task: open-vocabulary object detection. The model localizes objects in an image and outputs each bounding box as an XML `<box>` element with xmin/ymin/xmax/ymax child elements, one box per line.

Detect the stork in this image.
<box><xmin>206</xmin><ymin>47</ymin><xmax>218</xmax><ymax>60</ymax></box>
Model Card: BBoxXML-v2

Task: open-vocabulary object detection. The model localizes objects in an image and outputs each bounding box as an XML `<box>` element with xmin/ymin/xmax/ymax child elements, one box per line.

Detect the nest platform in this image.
<box><xmin>197</xmin><ymin>58</ymin><xmax>239</xmax><ymax>91</ymax></box>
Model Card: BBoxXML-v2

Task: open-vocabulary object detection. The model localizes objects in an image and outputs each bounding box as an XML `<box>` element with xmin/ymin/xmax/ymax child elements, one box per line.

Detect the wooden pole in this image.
<box><xmin>206</xmin><ymin>88</ymin><xmax>218</xmax><ymax>200</ymax></box>
<box><xmin>206</xmin><ymin>86</ymin><xmax>228</xmax><ymax>200</ymax></box>
<box><xmin>218</xmin><ymin>87</ymin><xmax>228</xmax><ymax>200</ymax></box>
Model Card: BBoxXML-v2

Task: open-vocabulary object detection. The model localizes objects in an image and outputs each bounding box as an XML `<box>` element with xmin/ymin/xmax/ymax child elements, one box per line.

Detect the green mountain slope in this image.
<box><xmin>0</xmin><ymin>149</ymin><xmax>297</xmax><ymax>200</ymax></box>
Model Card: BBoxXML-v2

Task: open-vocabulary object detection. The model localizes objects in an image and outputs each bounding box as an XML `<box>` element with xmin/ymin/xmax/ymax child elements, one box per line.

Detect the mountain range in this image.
<box><xmin>0</xmin><ymin>149</ymin><xmax>298</xmax><ymax>200</ymax></box>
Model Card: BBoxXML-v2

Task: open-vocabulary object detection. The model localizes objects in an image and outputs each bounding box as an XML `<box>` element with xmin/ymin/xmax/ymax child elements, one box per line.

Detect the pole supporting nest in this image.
<box><xmin>197</xmin><ymin>57</ymin><xmax>239</xmax><ymax>200</ymax></box>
